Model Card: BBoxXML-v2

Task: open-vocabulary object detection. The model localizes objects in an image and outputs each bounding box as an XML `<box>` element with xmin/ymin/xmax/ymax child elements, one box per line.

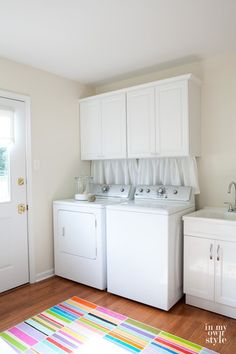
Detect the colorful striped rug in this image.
<box><xmin>0</xmin><ymin>296</ymin><xmax>218</xmax><ymax>354</ymax></box>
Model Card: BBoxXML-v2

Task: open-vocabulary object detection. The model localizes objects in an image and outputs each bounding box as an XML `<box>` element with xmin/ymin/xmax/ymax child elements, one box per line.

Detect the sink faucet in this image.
<box><xmin>227</xmin><ymin>181</ymin><xmax>236</xmax><ymax>211</ymax></box>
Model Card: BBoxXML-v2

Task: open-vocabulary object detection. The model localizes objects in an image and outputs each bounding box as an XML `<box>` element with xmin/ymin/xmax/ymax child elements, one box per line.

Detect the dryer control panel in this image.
<box><xmin>92</xmin><ymin>184</ymin><xmax>133</xmax><ymax>199</ymax></box>
<box><xmin>135</xmin><ymin>185</ymin><xmax>192</xmax><ymax>201</ymax></box>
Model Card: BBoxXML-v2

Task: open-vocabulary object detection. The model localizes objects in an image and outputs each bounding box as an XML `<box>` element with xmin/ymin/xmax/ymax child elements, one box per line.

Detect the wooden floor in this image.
<box><xmin>0</xmin><ymin>276</ymin><xmax>235</xmax><ymax>353</ymax></box>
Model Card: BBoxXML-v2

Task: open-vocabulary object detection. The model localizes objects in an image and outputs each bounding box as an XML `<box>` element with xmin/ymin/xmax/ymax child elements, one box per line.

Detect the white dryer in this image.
<box><xmin>106</xmin><ymin>185</ymin><xmax>195</xmax><ymax>310</ymax></box>
<box><xmin>53</xmin><ymin>184</ymin><xmax>133</xmax><ymax>290</ymax></box>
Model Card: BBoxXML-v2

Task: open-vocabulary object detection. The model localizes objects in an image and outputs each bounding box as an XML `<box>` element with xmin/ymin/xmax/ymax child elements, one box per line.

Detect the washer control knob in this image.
<box><xmin>102</xmin><ymin>185</ymin><xmax>109</xmax><ymax>193</ymax></box>
<box><xmin>120</xmin><ymin>187</ymin><xmax>125</xmax><ymax>192</ymax></box>
<box><xmin>173</xmin><ymin>189</ymin><xmax>178</xmax><ymax>194</ymax></box>
<box><xmin>146</xmin><ymin>188</ymin><xmax>150</xmax><ymax>193</ymax></box>
<box><xmin>158</xmin><ymin>187</ymin><xmax>165</xmax><ymax>195</ymax></box>
<box><xmin>138</xmin><ymin>188</ymin><xmax>143</xmax><ymax>192</ymax></box>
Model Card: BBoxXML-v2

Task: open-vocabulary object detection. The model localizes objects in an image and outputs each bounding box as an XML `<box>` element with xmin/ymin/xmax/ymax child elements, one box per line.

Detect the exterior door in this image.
<box><xmin>0</xmin><ymin>97</ymin><xmax>29</xmax><ymax>292</ymax></box>
<box><xmin>184</xmin><ymin>236</ymin><xmax>214</xmax><ymax>301</ymax></box>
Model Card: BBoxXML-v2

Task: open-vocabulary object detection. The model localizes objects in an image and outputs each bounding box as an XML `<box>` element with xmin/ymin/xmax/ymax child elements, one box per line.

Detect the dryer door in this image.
<box><xmin>58</xmin><ymin>210</ymin><xmax>97</xmax><ymax>259</ymax></box>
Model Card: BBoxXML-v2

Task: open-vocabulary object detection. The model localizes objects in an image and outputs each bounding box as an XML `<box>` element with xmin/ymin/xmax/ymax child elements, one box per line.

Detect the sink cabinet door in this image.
<box><xmin>215</xmin><ymin>240</ymin><xmax>236</xmax><ymax>307</ymax></box>
<box><xmin>184</xmin><ymin>235</ymin><xmax>214</xmax><ymax>300</ymax></box>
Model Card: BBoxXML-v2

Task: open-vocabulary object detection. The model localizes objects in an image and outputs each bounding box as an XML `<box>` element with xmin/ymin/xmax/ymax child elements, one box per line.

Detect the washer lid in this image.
<box><xmin>106</xmin><ymin>199</ymin><xmax>195</xmax><ymax>215</ymax></box>
<box><xmin>53</xmin><ymin>198</ymin><xmax>127</xmax><ymax>209</ymax></box>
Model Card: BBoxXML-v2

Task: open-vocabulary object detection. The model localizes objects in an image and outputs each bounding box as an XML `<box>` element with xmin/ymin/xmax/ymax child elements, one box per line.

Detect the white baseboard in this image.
<box><xmin>35</xmin><ymin>268</ymin><xmax>55</xmax><ymax>282</ymax></box>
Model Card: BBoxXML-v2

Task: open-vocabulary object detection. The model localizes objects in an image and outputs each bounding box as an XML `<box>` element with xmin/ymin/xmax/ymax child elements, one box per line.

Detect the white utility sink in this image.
<box><xmin>187</xmin><ymin>207</ymin><xmax>236</xmax><ymax>221</ymax></box>
<box><xmin>183</xmin><ymin>206</ymin><xmax>236</xmax><ymax>319</ymax></box>
<box><xmin>183</xmin><ymin>207</ymin><xmax>236</xmax><ymax>241</ymax></box>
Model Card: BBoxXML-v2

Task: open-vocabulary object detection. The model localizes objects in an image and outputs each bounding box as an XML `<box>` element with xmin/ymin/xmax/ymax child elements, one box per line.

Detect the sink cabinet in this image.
<box><xmin>183</xmin><ymin>210</ymin><xmax>236</xmax><ymax>319</ymax></box>
<box><xmin>215</xmin><ymin>240</ymin><xmax>236</xmax><ymax>308</ymax></box>
<box><xmin>184</xmin><ymin>236</ymin><xmax>214</xmax><ymax>301</ymax></box>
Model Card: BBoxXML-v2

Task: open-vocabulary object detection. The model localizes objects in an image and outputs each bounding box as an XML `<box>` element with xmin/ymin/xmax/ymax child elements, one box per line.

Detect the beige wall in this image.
<box><xmin>0</xmin><ymin>57</ymin><xmax>93</xmax><ymax>278</ymax></box>
<box><xmin>96</xmin><ymin>52</ymin><xmax>236</xmax><ymax>208</ymax></box>
<box><xmin>2</xmin><ymin>52</ymin><xmax>236</xmax><ymax>279</ymax></box>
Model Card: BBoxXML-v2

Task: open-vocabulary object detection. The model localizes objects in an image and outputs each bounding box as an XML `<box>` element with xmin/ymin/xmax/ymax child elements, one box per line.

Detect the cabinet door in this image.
<box><xmin>127</xmin><ymin>87</ymin><xmax>155</xmax><ymax>158</ymax></box>
<box><xmin>156</xmin><ymin>80</ymin><xmax>188</xmax><ymax>156</ymax></box>
<box><xmin>184</xmin><ymin>236</ymin><xmax>214</xmax><ymax>300</ymax></box>
<box><xmin>80</xmin><ymin>99</ymin><xmax>102</xmax><ymax>160</ymax></box>
<box><xmin>215</xmin><ymin>240</ymin><xmax>236</xmax><ymax>307</ymax></box>
<box><xmin>101</xmin><ymin>93</ymin><xmax>126</xmax><ymax>159</ymax></box>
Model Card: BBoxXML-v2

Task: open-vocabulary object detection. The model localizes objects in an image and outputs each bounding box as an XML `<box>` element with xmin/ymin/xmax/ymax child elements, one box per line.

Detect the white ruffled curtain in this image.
<box><xmin>91</xmin><ymin>159</ymin><xmax>138</xmax><ymax>185</ymax></box>
<box><xmin>91</xmin><ymin>157</ymin><xmax>200</xmax><ymax>194</ymax></box>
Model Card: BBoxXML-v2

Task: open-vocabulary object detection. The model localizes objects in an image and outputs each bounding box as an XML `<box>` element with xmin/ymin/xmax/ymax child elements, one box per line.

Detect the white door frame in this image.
<box><xmin>0</xmin><ymin>89</ymin><xmax>35</xmax><ymax>283</ymax></box>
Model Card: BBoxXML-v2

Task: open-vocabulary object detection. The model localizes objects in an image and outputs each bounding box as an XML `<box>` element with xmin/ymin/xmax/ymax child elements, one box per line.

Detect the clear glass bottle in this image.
<box><xmin>74</xmin><ymin>176</ymin><xmax>93</xmax><ymax>200</ymax></box>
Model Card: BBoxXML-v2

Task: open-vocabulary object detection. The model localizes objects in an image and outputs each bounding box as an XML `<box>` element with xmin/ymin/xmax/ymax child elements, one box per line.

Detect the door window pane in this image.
<box><xmin>0</xmin><ymin>147</ymin><xmax>10</xmax><ymax>202</ymax></box>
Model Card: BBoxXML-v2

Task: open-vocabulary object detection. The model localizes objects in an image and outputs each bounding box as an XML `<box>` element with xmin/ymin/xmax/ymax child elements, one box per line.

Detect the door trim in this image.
<box><xmin>0</xmin><ymin>89</ymin><xmax>35</xmax><ymax>283</ymax></box>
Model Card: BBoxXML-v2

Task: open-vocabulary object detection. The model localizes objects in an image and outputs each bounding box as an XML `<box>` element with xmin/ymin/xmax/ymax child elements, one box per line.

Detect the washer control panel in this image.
<box><xmin>134</xmin><ymin>185</ymin><xmax>192</xmax><ymax>201</ymax></box>
<box><xmin>93</xmin><ymin>184</ymin><xmax>133</xmax><ymax>199</ymax></box>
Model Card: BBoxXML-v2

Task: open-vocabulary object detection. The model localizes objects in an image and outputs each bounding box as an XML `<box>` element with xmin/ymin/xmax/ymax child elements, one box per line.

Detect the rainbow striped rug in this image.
<box><xmin>0</xmin><ymin>296</ymin><xmax>218</xmax><ymax>354</ymax></box>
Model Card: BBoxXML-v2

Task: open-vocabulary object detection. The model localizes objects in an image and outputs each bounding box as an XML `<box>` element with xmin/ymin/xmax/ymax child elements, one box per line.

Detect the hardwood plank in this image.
<box><xmin>0</xmin><ymin>276</ymin><xmax>235</xmax><ymax>353</ymax></box>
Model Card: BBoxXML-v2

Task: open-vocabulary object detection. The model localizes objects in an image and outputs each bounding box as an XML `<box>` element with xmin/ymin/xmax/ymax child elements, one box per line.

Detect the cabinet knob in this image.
<box><xmin>217</xmin><ymin>244</ymin><xmax>220</xmax><ymax>261</ymax></box>
<box><xmin>210</xmin><ymin>243</ymin><xmax>213</xmax><ymax>260</ymax></box>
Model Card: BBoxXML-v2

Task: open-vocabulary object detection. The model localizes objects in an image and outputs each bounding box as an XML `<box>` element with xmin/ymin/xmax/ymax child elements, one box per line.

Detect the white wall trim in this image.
<box><xmin>0</xmin><ymin>89</ymin><xmax>36</xmax><ymax>283</ymax></box>
<box><xmin>35</xmin><ymin>269</ymin><xmax>55</xmax><ymax>282</ymax></box>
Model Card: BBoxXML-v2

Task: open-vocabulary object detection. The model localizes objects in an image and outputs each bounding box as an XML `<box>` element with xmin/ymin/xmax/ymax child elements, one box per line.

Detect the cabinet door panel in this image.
<box><xmin>127</xmin><ymin>88</ymin><xmax>155</xmax><ymax>158</ymax></box>
<box><xmin>215</xmin><ymin>241</ymin><xmax>236</xmax><ymax>307</ymax></box>
<box><xmin>156</xmin><ymin>81</ymin><xmax>188</xmax><ymax>156</ymax></box>
<box><xmin>101</xmin><ymin>93</ymin><xmax>126</xmax><ymax>159</ymax></box>
<box><xmin>184</xmin><ymin>236</ymin><xmax>214</xmax><ymax>300</ymax></box>
<box><xmin>80</xmin><ymin>100</ymin><xmax>102</xmax><ymax>160</ymax></box>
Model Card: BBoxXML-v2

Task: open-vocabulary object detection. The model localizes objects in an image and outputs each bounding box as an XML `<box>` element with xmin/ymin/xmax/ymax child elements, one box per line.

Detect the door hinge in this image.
<box><xmin>95</xmin><ymin>219</ymin><xmax>97</xmax><ymax>228</ymax></box>
<box><xmin>26</xmin><ymin>204</ymin><xmax>29</xmax><ymax>211</ymax></box>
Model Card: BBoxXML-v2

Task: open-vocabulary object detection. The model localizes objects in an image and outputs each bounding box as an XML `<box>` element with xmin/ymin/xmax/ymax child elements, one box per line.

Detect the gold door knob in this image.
<box><xmin>18</xmin><ymin>177</ymin><xmax>25</xmax><ymax>186</ymax></box>
<box><xmin>18</xmin><ymin>204</ymin><xmax>26</xmax><ymax>214</ymax></box>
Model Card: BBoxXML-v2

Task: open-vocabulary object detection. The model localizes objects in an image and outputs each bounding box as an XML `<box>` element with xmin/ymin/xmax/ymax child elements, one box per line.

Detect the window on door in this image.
<box><xmin>0</xmin><ymin>147</ymin><xmax>10</xmax><ymax>202</ymax></box>
<box><xmin>0</xmin><ymin>107</ymin><xmax>14</xmax><ymax>203</ymax></box>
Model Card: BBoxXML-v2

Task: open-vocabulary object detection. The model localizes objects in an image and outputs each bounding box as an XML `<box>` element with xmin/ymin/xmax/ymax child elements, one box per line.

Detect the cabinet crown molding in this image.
<box><xmin>79</xmin><ymin>73</ymin><xmax>201</xmax><ymax>103</ymax></box>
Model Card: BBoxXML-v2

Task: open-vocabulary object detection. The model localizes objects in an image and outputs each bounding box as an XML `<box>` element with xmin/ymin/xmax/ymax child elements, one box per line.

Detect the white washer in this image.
<box><xmin>106</xmin><ymin>185</ymin><xmax>195</xmax><ymax>310</ymax></box>
<box><xmin>53</xmin><ymin>184</ymin><xmax>133</xmax><ymax>290</ymax></box>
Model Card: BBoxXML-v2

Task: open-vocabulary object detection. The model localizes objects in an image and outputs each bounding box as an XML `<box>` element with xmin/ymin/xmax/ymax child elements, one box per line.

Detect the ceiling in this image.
<box><xmin>0</xmin><ymin>0</ymin><xmax>235</xmax><ymax>85</ymax></box>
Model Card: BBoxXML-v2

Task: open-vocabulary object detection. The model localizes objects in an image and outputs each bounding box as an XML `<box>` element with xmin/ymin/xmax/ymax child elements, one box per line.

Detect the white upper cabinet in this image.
<box><xmin>80</xmin><ymin>99</ymin><xmax>102</xmax><ymax>160</ymax></box>
<box><xmin>80</xmin><ymin>93</ymin><xmax>126</xmax><ymax>160</ymax></box>
<box><xmin>127</xmin><ymin>76</ymin><xmax>201</xmax><ymax>158</ymax></box>
<box><xmin>127</xmin><ymin>88</ymin><xmax>155</xmax><ymax>158</ymax></box>
<box><xmin>80</xmin><ymin>74</ymin><xmax>201</xmax><ymax>160</ymax></box>
<box><xmin>101</xmin><ymin>94</ymin><xmax>126</xmax><ymax>159</ymax></box>
<box><xmin>156</xmin><ymin>80</ymin><xmax>188</xmax><ymax>156</ymax></box>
